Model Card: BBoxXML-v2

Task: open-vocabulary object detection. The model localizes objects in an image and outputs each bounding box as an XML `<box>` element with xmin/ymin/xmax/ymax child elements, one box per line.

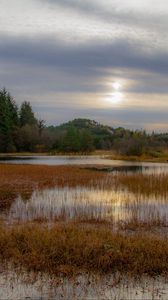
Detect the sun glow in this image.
<box><xmin>106</xmin><ymin>81</ymin><xmax>124</xmax><ymax>104</ymax></box>
<box><xmin>106</xmin><ymin>92</ymin><xmax>124</xmax><ymax>104</ymax></box>
<box><xmin>112</xmin><ymin>81</ymin><xmax>122</xmax><ymax>91</ymax></box>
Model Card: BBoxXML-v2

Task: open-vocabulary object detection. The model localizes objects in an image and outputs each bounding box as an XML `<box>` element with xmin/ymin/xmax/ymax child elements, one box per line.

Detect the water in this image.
<box><xmin>1</xmin><ymin>268</ymin><xmax>168</xmax><ymax>300</ymax></box>
<box><xmin>6</xmin><ymin>187</ymin><xmax>127</xmax><ymax>222</ymax></box>
<box><xmin>3</xmin><ymin>185</ymin><xmax>168</xmax><ymax>226</ymax></box>
<box><xmin>1</xmin><ymin>155</ymin><xmax>168</xmax><ymax>174</ymax></box>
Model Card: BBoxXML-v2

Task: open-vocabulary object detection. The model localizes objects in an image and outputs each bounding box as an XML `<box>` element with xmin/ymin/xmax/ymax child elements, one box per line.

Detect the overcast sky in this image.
<box><xmin>1</xmin><ymin>0</ymin><xmax>168</xmax><ymax>131</ymax></box>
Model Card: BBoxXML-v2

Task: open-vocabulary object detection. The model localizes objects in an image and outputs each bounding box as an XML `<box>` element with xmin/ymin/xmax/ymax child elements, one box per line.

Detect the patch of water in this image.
<box><xmin>1</xmin><ymin>155</ymin><xmax>168</xmax><ymax>175</ymax></box>
<box><xmin>0</xmin><ymin>269</ymin><xmax>168</xmax><ymax>300</ymax></box>
<box><xmin>4</xmin><ymin>187</ymin><xmax>168</xmax><ymax>225</ymax></box>
<box><xmin>6</xmin><ymin>187</ymin><xmax>127</xmax><ymax>222</ymax></box>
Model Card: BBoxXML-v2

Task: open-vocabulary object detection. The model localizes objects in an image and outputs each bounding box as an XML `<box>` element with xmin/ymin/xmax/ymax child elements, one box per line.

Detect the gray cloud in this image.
<box><xmin>1</xmin><ymin>34</ymin><xmax>168</xmax><ymax>109</ymax></box>
<box><xmin>41</xmin><ymin>0</ymin><xmax>168</xmax><ymax>33</ymax></box>
<box><xmin>1</xmin><ymin>0</ymin><xmax>168</xmax><ymax>130</ymax></box>
<box><xmin>1</xmin><ymin>35</ymin><xmax>168</xmax><ymax>76</ymax></box>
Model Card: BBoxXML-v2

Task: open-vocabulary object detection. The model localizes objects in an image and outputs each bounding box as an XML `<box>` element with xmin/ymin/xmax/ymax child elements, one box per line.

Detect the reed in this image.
<box><xmin>0</xmin><ymin>165</ymin><xmax>106</xmax><ymax>209</ymax></box>
<box><xmin>1</xmin><ymin>164</ymin><xmax>168</xmax><ymax>228</ymax></box>
<box><xmin>0</xmin><ymin>223</ymin><xmax>168</xmax><ymax>276</ymax></box>
<box><xmin>115</xmin><ymin>173</ymin><xmax>168</xmax><ymax>196</ymax></box>
<box><xmin>118</xmin><ymin>215</ymin><xmax>167</xmax><ymax>231</ymax></box>
<box><xmin>2</xmin><ymin>165</ymin><xmax>168</xmax><ymax>199</ymax></box>
<box><xmin>1</xmin><ymin>165</ymin><xmax>168</xmax><ymax>278</ymax></box>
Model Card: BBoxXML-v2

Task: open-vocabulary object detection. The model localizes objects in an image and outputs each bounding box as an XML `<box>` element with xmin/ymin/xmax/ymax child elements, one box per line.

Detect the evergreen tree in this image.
<box><xmin>61</xmin><ymin>126</ymin><xmax>81</xmax><ymax>152</ymax></box>
<box><xmin>20</xmin><ymin>101</ymin><xmax>37</xmax><ymax>127</ymax></box>
<box><xmin>80</xmin><ymin>129</ymin><xmax>95</xmax><ymax>153</ymax></box>
<box><xmin>38</xmin><ymin>119</ymin><xmax>45</xmax><ymax>137</ymax></box>
<box><xmin>0</xmin><ymin>88</ymin><xmax>18</xmax><ymax>152</ymax></box>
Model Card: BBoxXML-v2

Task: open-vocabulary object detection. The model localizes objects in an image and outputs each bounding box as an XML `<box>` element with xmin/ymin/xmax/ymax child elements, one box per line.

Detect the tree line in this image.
<box><xmin>0</xmin><ymin>88</ymin><xmax>44</xmax><ymax>152</ymax></box>
<box><xmin>0</xmin><ymin>88</ymin><xmax>168</xmax><ymax>155</ymax></box>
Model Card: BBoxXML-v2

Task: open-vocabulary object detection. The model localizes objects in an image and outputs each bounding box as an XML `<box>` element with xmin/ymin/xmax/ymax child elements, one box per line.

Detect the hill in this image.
<box><xmin>47</xmin><ymin>119</ymin><xmax>166</xmax><ymax>156</ymax></box>
<box><xmin>60</xmin><ymin>118</ymin><xmax>114</xmax><ymax>138</ymax></box>
<box><xmin>47</xmin><ymin>118</ymin><xmax>115</xmax><ymax>152</ymax></box>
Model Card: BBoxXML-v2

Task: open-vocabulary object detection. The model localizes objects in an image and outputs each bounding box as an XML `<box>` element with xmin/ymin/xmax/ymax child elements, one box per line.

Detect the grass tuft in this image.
<box><xmin>0</xmin><ymin>223</ymin><xmax>168</xmax><ymax>276</ymax></box>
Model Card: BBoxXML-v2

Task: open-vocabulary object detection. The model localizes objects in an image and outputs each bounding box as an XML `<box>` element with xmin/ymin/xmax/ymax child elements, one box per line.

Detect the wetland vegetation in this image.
<box><xmin>1</xmin><ymin>89</ymin><xmax>168</xmax><ymax>298</ymax></box>
<box><xmin>1</xmin><ymin>165</ymin><xmax>168</xmax><ymax>272</ymax></box>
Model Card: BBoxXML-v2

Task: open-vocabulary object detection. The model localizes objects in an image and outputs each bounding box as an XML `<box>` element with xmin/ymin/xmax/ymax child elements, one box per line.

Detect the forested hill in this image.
<box><xmin>1</xmin><ymin>88</ymin><xmax>168</xmax><ymax>155</ymax></box>
<box><xmin>46</xmin><ymin>118</ymin><xmax>115</xmax><ymax>153</ymax></box>
<box><xmin>60</xmin><ymin>119</ymin><xmax>114</xmax><ymax>134</ymax></box>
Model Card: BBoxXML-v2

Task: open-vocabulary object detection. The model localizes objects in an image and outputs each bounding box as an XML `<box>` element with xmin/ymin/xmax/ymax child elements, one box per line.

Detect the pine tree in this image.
<box><xmin>0</xmin><ymin>88</ymin><xmax>18</xmax><ymax>152</ymax></box>
<box><xmin>20</xmin><ymin>101</ymin><xmax>37</xmax><ymax>127</ymax></box>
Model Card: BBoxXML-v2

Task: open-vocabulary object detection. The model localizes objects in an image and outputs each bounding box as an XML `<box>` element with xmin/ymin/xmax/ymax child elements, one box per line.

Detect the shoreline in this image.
<box><xmin>0</xmin><ymin>151</ymin><xmax>168</xmax><ymax>163</ymax></box>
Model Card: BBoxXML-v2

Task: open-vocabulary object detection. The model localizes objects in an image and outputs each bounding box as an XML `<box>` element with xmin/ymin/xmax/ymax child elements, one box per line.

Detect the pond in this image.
<box><xmin>1</xmin><ymin>156</ymin><xmax>168</xmax><ymax>299</ymax></box>
<box><xmin>1</xmin><ymin>156</ymin><xmax>168</xmax><ymax>225</ymax></box>
<box><xmin>1</xmin><ymin>155</ymin><xmax>168</xmax><ymax>174</ymax></box>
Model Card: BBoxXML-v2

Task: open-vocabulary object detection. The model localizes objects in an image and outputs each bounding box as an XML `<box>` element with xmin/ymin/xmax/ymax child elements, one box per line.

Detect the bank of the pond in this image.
<box><xmin>1</xmin><ymin>150</ymin><xmax>168</xmax><ymax>163</ymax></box>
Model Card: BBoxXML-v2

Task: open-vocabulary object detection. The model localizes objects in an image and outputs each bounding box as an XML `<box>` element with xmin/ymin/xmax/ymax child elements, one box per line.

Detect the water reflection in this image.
<box><xmin>1</xmin><ymin>155</ymin><xmax>168</xmax><ymax>175</ymax></box>
<box><xmin>0</xmin><ymin>268</ymin><xmax>168</xmax><ymax>300</ymax></box>
<box><xmin>4</xmin><ymin>186</ymin><xmax>168</xmax><ymax>226</ymax></box>
<box><xmin>7</xmin><ymin>188</ymin><xmax>126</xmax><ymax>222</ymax></box>
<box><xmin>85</xmin><ymin>165</ymin><xmax>144</xmax><ymax>173</ymax></box>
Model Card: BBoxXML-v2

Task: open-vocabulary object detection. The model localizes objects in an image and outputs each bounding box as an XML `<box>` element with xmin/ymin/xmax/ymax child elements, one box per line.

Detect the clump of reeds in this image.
<box><xmin>0</xmin><ymin>164</ymin><xmax>107</xmax><ymax>208</ymax></box>
<box><xmin>118</xmin><ymin>216</ymin><xmax>167</xmax><ymax>231</ymax></box>
<box><xmin>0</xmin><ymin>164</ymin><xmax>106</xmax><ymax>189</ymax></box>
<box><xmin>2</xmin><ymin>164</ymin><xmax>168</xmax><ymax>231</ymax></box>
<box><xmin>2</xmin><ymin>165</ymin><xmax>168</xmax><ymax>203</ymax></box>
<box><xmin>0</xmin><ymin>223</ymin><xmax>168</xmax><ymax>276</ymax></box>
<box><xmin>115</xmin><ymin>173</ymin><xmax>168</xmax><ymax>196</ymax></box>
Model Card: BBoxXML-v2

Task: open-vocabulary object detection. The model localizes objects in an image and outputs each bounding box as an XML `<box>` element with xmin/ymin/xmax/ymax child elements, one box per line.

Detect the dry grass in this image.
<box><xmin>106</xmin><ymin>150</ymin><xmax>168</xmax><ymax>162</ymax></box>
<box><xmin>0</xmin><ymin>164</ymin><xmax>106</xmax><ymax>210</ymax></box>
<box><xmin>0</xmin><ymin>164</ymin><xmax>106</xmax><ymax>188</ymax></box>
<box><xmin>118</xmin><ymin>216</ymin><xmax>167</xmax><ymax>231</ymax></box>
<box><xmin>2</xmin><ymin>165</ymin><xmax>168</xmax><ymax>203</ymax></box>
<box><xmin>114</xmin><ymin>173</ymin><xmax>168</xmax><ymax>196</ymax></box>
<box><xmin>1</xmin><ymin>164</ymin><xmax>168</xmax><ymax>225</ymax></box>
<box><xmin>1</xmin><ymin>165</ymin><xmax>168</xmax><ymax>277</ymax></box>
<box><xmin>0</xmin><ymin>223</ymin><xmax>168</xmax><ymax>276</ymax></box>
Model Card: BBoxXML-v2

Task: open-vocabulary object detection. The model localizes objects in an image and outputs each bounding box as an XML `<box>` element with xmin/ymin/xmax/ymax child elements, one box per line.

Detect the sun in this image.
<box><xmin>106</xmin><ymin>81</ymin><xmax>123</xmax><ymax>104</ymax></box>
<box><xmin>105</xmin><ymin>80</ymin><xmax>124</xmax><ymax>105</ymax></box>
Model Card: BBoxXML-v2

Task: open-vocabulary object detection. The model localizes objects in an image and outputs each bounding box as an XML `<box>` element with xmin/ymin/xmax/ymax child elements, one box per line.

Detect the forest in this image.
<box><xmin>0</xmin><ymin>88</ymin><xmax>168</xmax><ymax>156</ymax></box>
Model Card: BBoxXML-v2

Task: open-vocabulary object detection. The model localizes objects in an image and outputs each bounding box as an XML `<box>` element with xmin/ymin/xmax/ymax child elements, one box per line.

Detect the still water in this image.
<box><xmin>1</xmin><ymin>269</ymin><xmax>168</xmax><ymax>300</ymax></box>
<box><xmin>1</xmin><ymin>155</ymin><xmax>168</xmax><ymax>174</ymax></box>
<box><xmin>4</xmin><ymin>186</ymin><xmax>168</xmax><ymax>225</ymax></box>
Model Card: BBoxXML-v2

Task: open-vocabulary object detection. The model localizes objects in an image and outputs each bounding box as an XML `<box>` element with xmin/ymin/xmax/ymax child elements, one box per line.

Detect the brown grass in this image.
<box><xmin>1</xmin><ymin>165</ymin><xmax>168</xmax><ymax>204</ymax></box>
<box><xmin>1</xmin><ymin>165</ymin><xmax>168</xmax><ymax>277</ymax></box>
<box><xmin>0</xmin><ymin>223</ymin><xmax>168</xmax><ymax>276</ymax></box>
<box><xmin>118</xmin><ymin>216</ymin><xmax>167</xmax><ymax>231</ymax></box>
<box><xmin>0</xmin><ymin>164</ymin><xmax>106</xmax><ymax>210</ymax></box>
<box><xmin>114</xmin><ymin>173</ymin><xmax>168</xmax><ymax>196</ymax></box>
<box><xmin>106</xmin><ymin>150</ymin><xmax>168</xmax><ymax>162</ymax></box>
<box><xmin>0</xmin><ymin>164</ymin><xmax>106</xmax><ymax>188</ymax></box>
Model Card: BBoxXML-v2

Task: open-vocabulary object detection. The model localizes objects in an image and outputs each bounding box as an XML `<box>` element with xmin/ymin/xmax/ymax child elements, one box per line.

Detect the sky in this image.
<box><xmin>0</xmin><ymin>0</ymin><xmax>168</xmax><ymax>131</ymax></box>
